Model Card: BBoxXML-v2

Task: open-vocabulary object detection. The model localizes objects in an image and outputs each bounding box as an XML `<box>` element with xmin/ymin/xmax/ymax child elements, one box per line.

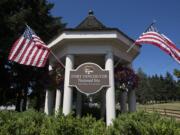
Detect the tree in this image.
<box><xmin>135</xmin><ymin>69</ymin><xmax>180</xmax><ymax>104</ymax></box>
<box><xmin>0</xmin><ymin>0</ymin><xmax>66</xmax><ymax>51</ymax></box>
<box><xmin>163</xmin><ymin>72</ymin><xmax>177</xmax><ymax>101</ymax></box>
<box><xmin>149</xmin><ymin>75</ymin><xmax>164</xmax><ymax>102</ymax></box>
<box><xmin>0</xmin><ymin>0</ymin><xmax>66</xmax><ymax>111</ymax></box>
<box><xmin>174</xmin><ymin>69</ymin><xmax>180</xmax><ymax>79</ymax></box>
<box><xmin>135</xmin><ymin>68</ymin><xmax>153</xmax><ymax>104</ymax></box>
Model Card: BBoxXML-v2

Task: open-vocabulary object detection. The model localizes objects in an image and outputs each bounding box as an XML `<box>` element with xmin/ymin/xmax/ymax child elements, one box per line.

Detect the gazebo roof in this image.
<box><xmin>48</xmin><ymin>10</ymin><xmax>140</xmax><ymax>52</ymax></box>
<box><xmin>76</xmin><ymin>10</ymin><xmax>107</xmax><ymax>30</ymax></box>
<box><xmin>62</xmin><ymin>10</ymin><xmax>135</xmax><ymax>43</ymax></box>
<box><xmin>48</xmin><ymin>10</ymin><xmax>140</xmax><ymax>65</ymax></box>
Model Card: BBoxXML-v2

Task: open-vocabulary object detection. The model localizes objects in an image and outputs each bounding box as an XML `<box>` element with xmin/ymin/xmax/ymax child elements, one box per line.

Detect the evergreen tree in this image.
<box><xmin>174</xmin><ymin>69</ymin><xmax>180</xmax><ymax>100</ymax></box>
<box><xmin>136</xmin><ymin>69</ymin><xmax>179</xmax><ymax>104</ymax></box>
<box><xmin>149</xmin><ymin>74</ymin><xmax>164</xmax><ymax>102</ymax></box>
<box><xmin>135</xmin><ymin>68</ymin><xmax>152</xmax><ymax>104</ymax></box>
<box><xmin>0</xmin><ymin>0</ymin><xmax>66</xmax><ymax>111</ymax></box>
<box><xmin>174</xmin><ymin>69</ymin><xmax>180</xmax><ymax>79</ymax></box>
<box><xmin>164</xmin><ymin>72</ymin><xmax>178</xmax><ymax>101</ymax></box>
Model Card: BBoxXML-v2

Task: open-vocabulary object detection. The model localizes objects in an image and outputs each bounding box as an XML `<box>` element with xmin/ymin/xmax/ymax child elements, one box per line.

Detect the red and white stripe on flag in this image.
<box><xmin>8</xmin><ymin>26</ymin><xmax>50</xmax><ymax>67</ymax></box>
<box><xmin>135</xmin><ymin>31</ymin><xmax>180</xmax><ymax>64</ymax></box>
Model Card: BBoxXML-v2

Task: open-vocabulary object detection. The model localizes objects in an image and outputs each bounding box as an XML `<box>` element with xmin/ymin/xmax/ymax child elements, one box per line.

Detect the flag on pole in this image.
<box><xmin>8</xmin><ymin>25</ymin><xmax>50</xmax><ymax>67</ymax></box>
<box><xmin>135</xmin><ymin>25</ymin><xmax>180</xmax><ymax>64</ymax></box>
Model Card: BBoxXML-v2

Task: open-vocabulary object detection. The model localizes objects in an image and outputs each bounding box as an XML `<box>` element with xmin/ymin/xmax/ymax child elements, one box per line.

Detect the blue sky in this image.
<box><xmin>48</xmin><ymin>0</ymin><xmax>180</xmax><ymax>77</ymax></box>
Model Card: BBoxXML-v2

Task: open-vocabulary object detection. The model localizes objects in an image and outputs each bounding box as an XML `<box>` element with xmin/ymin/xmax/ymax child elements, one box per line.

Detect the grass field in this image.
<box><xmin>138</xmin><ymin>102</ymin><xmax>180</xmax><ymax>111</ymax></box>
<box><xmin>137</xmin><ymin>102</ymin><xmax>180</xmax><ymax>120</ymax></box>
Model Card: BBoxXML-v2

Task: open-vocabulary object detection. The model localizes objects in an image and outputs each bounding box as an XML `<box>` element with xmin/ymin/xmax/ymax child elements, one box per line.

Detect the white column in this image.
<box><xmin>120</xmin><ymin>90</ymin><xmax>127</xmax><ymax>113</ymax></box>
<box><xmin>44</xmin><ymin>90</ymin><xmax>54</xmax><ymax>115</ymax></box>
<box><xmin>128</xmin><ymin>89</ymin><xmax>136</xmax><ymax>112</ymax></box>
<box><xmin>76</xmin><ymin>91</ymin><xmax>82</xmax><ymax>117</ymax></box>
<box><xmin>55</xmin><ymin>89</ymin><xmax>62</xmax><ymax>115</ymax></box>
<box><xmin>63</xmin><ymin>54</ymin><xmax>74</xmax><ymax>115</ymax></box>
<box><xmin>105</xmin><ymin>52</ymin><xmax>116</xmax><ymax>126</ymax></box>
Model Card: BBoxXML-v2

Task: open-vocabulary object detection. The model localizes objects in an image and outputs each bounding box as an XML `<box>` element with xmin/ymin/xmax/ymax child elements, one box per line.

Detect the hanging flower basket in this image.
<box><xmin>114</xmin><ymin>65</ymin><xmax>138</xmax><ymax>91</ymax></box>
<box><xmin>55</xmin><ymin>65</ymin><xmax>64</xmax><ymax>86</ymax></box>
<box><xmin>49</xmin><ymin>64</ymin><xmax>64</xmax><ymax>87</ymax></box>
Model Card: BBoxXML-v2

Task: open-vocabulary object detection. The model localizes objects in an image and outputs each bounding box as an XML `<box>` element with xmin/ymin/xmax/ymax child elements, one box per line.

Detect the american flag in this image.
<box><xmin>135</xmin><ymin>25</ymin><xmax>180</xmax><ymax>64</ymax></box>
<box><xmin>8</xmin><ymin>25</ymin><xmax>50</xmax><ymax>67</ymax></box>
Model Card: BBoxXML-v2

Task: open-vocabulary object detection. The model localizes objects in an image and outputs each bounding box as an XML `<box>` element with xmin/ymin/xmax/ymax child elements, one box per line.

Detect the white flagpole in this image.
<box><xmin>50</xmin><ymin>50</ymin><xmax>65</xmax><ymax>68</ymax></box>
<box><xmin>114</xmin><ymin>59</ymin><xmax>121</xmax><ymax>68</ymax></box>
<box><xmin>126</xmin><ymin>43</ymin><xmax>136</xmax><ymax>53</ymax></box>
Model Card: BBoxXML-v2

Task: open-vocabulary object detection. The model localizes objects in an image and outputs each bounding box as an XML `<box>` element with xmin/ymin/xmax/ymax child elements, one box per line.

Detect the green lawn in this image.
<box><xmin>137</xmin><ymin>102</ymin><xmax>180</xmax><ymax>111</ymax></box>
<box><xmin>137</xmin><ymin>102</ymin><xmax>180</xmax><ymax>120</ymax></box>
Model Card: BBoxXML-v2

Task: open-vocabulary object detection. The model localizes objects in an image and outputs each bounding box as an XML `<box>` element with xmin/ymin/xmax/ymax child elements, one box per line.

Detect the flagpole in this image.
<box><xmin>114</xmin><ymin>60</ymin><xmax>121</xmax><ymax>68</ymax></box>
<box><xmin>126</xmin><ymin>21</ymin><xmax>156</xmax><ymax>53</ymax></box>
<box><xmin>50</xmin><ymin>50</ymin><xmax>65</xmax><ymax>68</ymax></box>
<box><xmin>126</xmin><ymin>43</ymin><xmax>136</xmax><ymax>53</ymax></box>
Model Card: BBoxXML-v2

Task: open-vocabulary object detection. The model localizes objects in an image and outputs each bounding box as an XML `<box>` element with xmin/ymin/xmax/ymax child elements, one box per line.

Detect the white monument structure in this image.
<box><xmin>44</xmin><ymin>11</ymin><xmax>140</xmax><ymax>126</ymax></box>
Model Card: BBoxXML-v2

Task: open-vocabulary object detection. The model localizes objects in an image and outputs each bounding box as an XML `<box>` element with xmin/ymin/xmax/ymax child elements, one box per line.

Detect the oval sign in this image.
<box><xmin>69</xmin><ymin>63</ymin><xmax>109</xmax><ymax>95</ymax></box>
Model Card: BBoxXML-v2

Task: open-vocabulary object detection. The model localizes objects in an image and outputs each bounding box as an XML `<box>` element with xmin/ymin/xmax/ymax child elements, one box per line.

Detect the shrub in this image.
<box><xmin>0</xmin><ymin>109</ymin><xmax>45</xmax><ymax>135</ymax></box>
<box><xmin>0</xmin><ymin>110</ymin><xmax>179</xmax><ymax>135</ymax></box>
<box><xmin>108</xmin><ymin>111</ymin><xmax>180</xmax><ymax>135</ymax></box>
<box><xmin>40</xmin><ymin>114</ymin><xmax>107</xmax><ymax>135</ymax></box>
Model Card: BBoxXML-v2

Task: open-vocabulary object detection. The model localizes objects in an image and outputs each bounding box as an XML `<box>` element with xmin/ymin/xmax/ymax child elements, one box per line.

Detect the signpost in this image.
<box><xmin>69</xmin><ymin>63</ymin><xmax>109</xmax><ymax>95</ymax></box>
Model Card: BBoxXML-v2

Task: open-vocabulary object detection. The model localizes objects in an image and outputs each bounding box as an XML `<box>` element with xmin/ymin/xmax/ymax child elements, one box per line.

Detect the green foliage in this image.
<box><xmin>41</xmin><ymin>114</ymin><xmax>107</xmax><ymax>135</ymax></box>
<box><xmin>174</xmin><ymin>69</ymin><xmax>180</xmax><ymax>79</ymax></box>
<box><xmin>0</xmin><ymin>0</ymin><xmax>66</xmax><ymax>51</ymax></box>
<box><xmin>0</xmin><ymin>110</ymin><xmax>180</xmax><ymax>135</ymax></box>
<box><xmin>0</xmin><ymin>110</ymin><xmax>45</xmax><ymax>135</ymax></box>
<box><xmin>135</xmin><ymin>68</ymin><xmax>154</xmax><ymax>104</ymax></box>
<box><xmin>135</xmin><ymin>68</ymin><xmax>180</xmax><ymax>104</ymax></box>
<box><xmin>0</xmin><ymin>0</ymin><xmax>66</xmax><ymax>110</ymax></box>
<box><xmin>0</xmin><ymin>110</ymin><xmax>107</xmax><ymax>135</ymax></box>
<box><xmin>108</xmin><ymin>111</ymin><xmax>180</xmax><ymax>135</ymax></box>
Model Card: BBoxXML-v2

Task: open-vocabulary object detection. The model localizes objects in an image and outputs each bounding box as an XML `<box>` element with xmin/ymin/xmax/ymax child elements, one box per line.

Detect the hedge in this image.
<box><xmin>0</xmin><ymin>110</ymin><xmax>179</xmax><ymax>135</ymax></box>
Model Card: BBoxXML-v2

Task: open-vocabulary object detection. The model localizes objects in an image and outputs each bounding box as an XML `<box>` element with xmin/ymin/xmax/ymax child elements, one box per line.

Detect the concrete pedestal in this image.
<box><xmin>76</xmin><ymin>91</ymin><xmax>82</xmax><ymax>117</ymax></box>
<box><xmin>120</xmin><ymin>90</ymin><xmax>127</xmax><ymax>113</ymax></box>
<box><xmin>128</xmin><ymin>89</ymin><xmax>136</xmax><ymax>112</ymax></box>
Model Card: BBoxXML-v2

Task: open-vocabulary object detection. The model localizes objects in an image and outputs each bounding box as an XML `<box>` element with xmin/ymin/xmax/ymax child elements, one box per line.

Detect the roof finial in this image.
<box><xmin>88</xmin><ymin>10</ymin><xmax>94</xmax><ymax>16</ymax></box>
